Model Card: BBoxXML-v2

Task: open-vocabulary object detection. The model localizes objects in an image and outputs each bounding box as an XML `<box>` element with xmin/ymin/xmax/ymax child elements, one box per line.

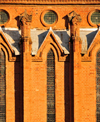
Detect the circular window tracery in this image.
<box><xmin>88</xmin><ymin>10</ymin><xmax>100</xmax><ymax>27</ymax></box>
<box><xmin>91</xmin><ymin>10</ymin><xmax>100</xmax><ymax>25</ymax></box>
<box><xmin>41</xmin><ymin>10</ymin><xmax>58</xmax><ymax>27</ymax></box>
<box><xmin>44</xmin><ymin>11</ymin><xmax>57</xmax><ymax>24</ymax></box>
<box><xmin>0</xmin><ymin>10</ymin><xmax>9</xmax><ymax>25</ymax></box>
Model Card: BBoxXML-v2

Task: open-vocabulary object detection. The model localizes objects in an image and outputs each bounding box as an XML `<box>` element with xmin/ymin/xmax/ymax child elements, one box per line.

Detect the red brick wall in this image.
<box><xmin>30</xmin><ymin>42</ymin><xmax>65</xmax><ymax>122</ymax></box>
<box><xmin>0</xmin><ymin>3</ymin><xmax>100</xmax><ymax>122</ymax></box>
<box><xmin>0</xmin><ymin>5</ymin><xmax>99</xmax><ymax>29</ymax></box>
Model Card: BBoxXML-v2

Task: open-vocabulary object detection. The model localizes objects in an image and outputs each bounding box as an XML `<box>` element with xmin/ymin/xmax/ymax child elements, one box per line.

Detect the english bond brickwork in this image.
<box><xmin>0</xmin><ymin>1</ymin><xmax>100</xmax><ymax>122</ymax></box>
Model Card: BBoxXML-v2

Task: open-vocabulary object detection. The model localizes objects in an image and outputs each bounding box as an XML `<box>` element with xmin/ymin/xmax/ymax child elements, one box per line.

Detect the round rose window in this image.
<box><xmin>44</xmin><ymin>11</ymin><xmax>57</xmax><ymax>24</ymax></box>
<box><xmin>91</xmin><ymin>10</ymin><xmax>100</xmax><ymax>25</ymax></box>
<box><xmin>0</xmin><ymin>10</ymin><xmax>9</xmax><ymax>24</ymax></box>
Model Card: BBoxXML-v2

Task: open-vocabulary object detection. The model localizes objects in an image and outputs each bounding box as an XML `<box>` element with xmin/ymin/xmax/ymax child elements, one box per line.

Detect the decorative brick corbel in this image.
<box><xmin>81</xmin><ymin>54</ymin><xmax>92</xmax><ymax>62</ymax></box>
<box><xmin>68</xmin><ymin>11</ymin><xmax>82</xmax><ymax>122</ymax></box>
<box><xmin>68</xmin><ymin>11</ymin><xmax>82</xmax><ymax>53</ymax></box>
<box><xmin>68</xmin><ymin>11</ymin><xmax>82</xmax><ymax>38</ymax></box>
<box><xmin>19</xmin><ymin>10</ymin><xmax>32</xmax><ymax>53</ymax></box>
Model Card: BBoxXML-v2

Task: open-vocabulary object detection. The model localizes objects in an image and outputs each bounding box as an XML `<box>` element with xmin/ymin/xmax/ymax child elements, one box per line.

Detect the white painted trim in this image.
<box><xmin>80</xmin><ymin>28</ymin><xmax>97</xmax><ymax>31</ymax></box>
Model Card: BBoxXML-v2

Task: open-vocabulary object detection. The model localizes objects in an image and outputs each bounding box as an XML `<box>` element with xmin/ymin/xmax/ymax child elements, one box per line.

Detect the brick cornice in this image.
<box><xmin>0</xmin><ymin>0</ymin><xmax>100</xmax><ymax>5</ymax></box>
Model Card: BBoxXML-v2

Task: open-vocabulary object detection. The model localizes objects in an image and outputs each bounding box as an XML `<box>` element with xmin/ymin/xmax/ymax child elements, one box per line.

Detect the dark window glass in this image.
<box><xmin>0</xmin><ymin>11</ymin><xmax>9</xmax><ymax>24</ymax></box>
<box><xmin>44</xmin><ymin>11</ymin><xmax>57</xmax><ymax>24</ymax></box>
<box><xmin>47</xmin><ymin>49</ymin><xmax>55</xmax><ymax>122</ymax></box>
<box><xmin>0</xmin><ymin>49</ymin><xmax>6</xmax><ymax>122</ymax></box>
<box><xmin>91</xmin><ymin>11</ymin><xmax>100</xmax><ymax>24</ymax></box>
<box><xmin>96</xmin><ymin>50</ymin><xmax>100</xmax><ymax>122</ymax></box>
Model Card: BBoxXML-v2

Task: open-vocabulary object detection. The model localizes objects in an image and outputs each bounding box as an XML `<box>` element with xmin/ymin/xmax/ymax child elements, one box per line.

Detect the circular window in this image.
<box><xmin>41</xmin><ymin>10</ymin><xmax>58</xmax><ymax>27</ymax></box>
<box><xmin>91</xmin><ymin>11</ymin><xmax>100</xmax><ymax>24</ymax></box>
<box><xmin>88</xmin><ymin>10</ymin><xmax>100</xmax><ymax>27</ymax></box>
<box><xmin>44</xmin><ymin>11</ymin><xmax>57</xmax><ymax>24</ymax></box>
<box><xmin>0</xmin><ymin>10</ymin><xmax>9</xmax><ymax>25</ymax></box>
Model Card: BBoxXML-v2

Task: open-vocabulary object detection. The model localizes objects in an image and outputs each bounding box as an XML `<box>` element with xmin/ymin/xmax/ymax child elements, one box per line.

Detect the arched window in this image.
<box><xmin>96</xmin><ymin>50</ymin><xmax>100</xmax><ymax>122</ymax></box>
<box><xmin>0</xmin><ymin>49</ymin><xmax>6</xmax><ymax>122</ymax></box>
<box><xmin>47</xmin><ymin>49</ymin><xmax>55</xmax><ymax>122</ymax></box>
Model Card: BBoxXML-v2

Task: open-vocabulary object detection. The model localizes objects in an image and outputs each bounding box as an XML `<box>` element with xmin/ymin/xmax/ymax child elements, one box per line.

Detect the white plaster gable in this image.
<box><xmin>87</xmin><ymin>27</ymin><xmax>100</xmax><ymax>51</ymax></box>
<box><xmin>53</xmin><ymin>30</ymin><xmax>70</xmax><ymax>54</ymax></box>
<box><xmin>2</xmin><ymin>27</ymin><xmax>21</xmax><ymax>55</ymax></box>
<box><xmin>31</xmin><ymin>28</ymin><xmax>98</xmax><ymax>55</ymax></box>
<box><xmin>31</xmin><ymin>28</ymin><xmax>70</xmax><ymax>55</ymax></box>
<box><xmin>31</xmin><ymin>28</ymin><xmax>48</xmax><ymax>55</ymax></box>
<box><xmin>80</xmin><ymin>28</ymin><xmax>97</xmax><ymax>54</ymax></box>
<box><xmin>0</xmin><ymin>27</ymin><xmax>97</xmax><ymax>56</ymax></box>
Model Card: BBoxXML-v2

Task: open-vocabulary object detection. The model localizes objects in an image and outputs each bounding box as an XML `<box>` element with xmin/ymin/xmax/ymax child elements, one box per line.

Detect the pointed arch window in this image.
<box><xmin>0</xmin><ymin>49</ymin><xmax>6</xmax><ymax>122</ymax></box>
<box><xmin>47</xmin><ymin>49</ymin><xmax>55</xmax><ymax>122</ymax></box>
<box><xmin>96</xmin><ymin>50</ymin><xmax>100</xmax><ymax>122</ymax></box>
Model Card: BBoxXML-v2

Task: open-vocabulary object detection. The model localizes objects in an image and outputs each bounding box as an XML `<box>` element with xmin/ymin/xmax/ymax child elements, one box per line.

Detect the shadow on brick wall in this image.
<box><xmin>14</xmin><ymin>56</ymin><xmax>23</xmax><ymax>122</ymax></box>
<box><xmin>64</xmin><ymin>56</ymin><xmax>70</xmax><ymax>122</ymax></box>
<box><xmin>65</xmin><ymin>42</ymin><xmax>74</xmax><ymax>122</ymax></box>
<box><xmin>63</xmin><ymin>15</ymin><xmax>69</xmax><ymax>30</ymax></box>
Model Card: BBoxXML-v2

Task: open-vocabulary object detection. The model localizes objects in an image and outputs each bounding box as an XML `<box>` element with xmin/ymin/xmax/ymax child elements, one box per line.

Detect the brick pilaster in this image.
<box><xmin>68</xmin><ymin>11</ymin><xmax>82</xmax><ymax>122</ymax></box>
<box><xmin>19</xmin><ymin>10</ymin><xmax>32</xmax><ymax>122</ymax></box>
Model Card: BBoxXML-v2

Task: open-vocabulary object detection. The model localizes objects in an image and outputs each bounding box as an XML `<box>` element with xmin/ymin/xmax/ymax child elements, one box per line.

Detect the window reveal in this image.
<box><xmin>44</xmin><ymin>11</ymin><xmax>57</xmax><ymax>24</ymax></box>
<box><xmin>0</xmin><ymin>10</ymin><xmax>9</xmax><ymax>24</ymax></box>
<box><xmin>91</xmin><ymin>10</ymin><xmax>100</xmax><ymax>25</ymax></box>
<box><xmin>47</xmin><ymin>49</ymin><xmax>55</xmax><ymax>122</ymax></box>
<box><xmin>96</xmin><ymin>50</ymin><xmax>100</xmax><ymax>122</ymax></box>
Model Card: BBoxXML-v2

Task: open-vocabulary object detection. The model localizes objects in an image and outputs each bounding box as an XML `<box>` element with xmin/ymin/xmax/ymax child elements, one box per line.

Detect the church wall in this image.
<box><xmin>5</xmin><ymin>57</ymin><xmax>21</xmax><ymax>122</ymax></box>
<box><xmin>77</xmin><ymin>61</ymin><xmax>96</xmax><ymax>122</ymax></box>
<box><xmin>64</xmin><ymin>60</ymin><xmax>70</xmax><ymax>122</ymax></box>
<box><xmin>14</xmin><ymin>60</ymin><xmax>21</xmax><ymax>122</ymax></box>
<box><xmin>0</xmin><ymin>5</ymin><xmax>99</xmax><ymax>29</ymax></box>
<box><xmin>0</xmin><ymin>1</ymin><xmax>100</xmax><ymax>122</ymax></box>
<box><xmin>30</xmin><ymin>56</ymin><xmax>65</xmax><ymax>121</ymax></box>
<box><xmin>5</xmin><ymin>53</ymin><xmax>98</xmax><ymax>122</ymax></box>
<box><xmin>6</xmin><ymin>58</ymin><xmax>15</xmax><ymax>122</ymax></box>
<box><xmin>2</xmin><ymin>44</ymin><xmax>99</xmax><ymax>122</ymax></box>
<box><xmin>31</xmin><ymin>62</ymin><xmax>47</xmax><ymax>122</ymax></box>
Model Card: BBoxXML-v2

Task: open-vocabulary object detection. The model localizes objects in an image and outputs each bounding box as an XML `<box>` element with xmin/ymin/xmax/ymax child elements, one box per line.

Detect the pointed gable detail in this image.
<box><xmin>32</xmin><ymin>27</ymin><xmax>67</xmax><ymax>62</ymax></box>
<box><xmin>87</xmin><ymin>27</ymin><xmax>100</xmax><ymax>56</ymax></box>
<box><xmin>38</xmin><ymin>27</ymin><xmax>64</xmax><ymax>55</ymax></box>
<box><xmin>0</xmin><ymin>27</ymin><xmax>16</xmax><ymax>61</ymax></box>
<box><xmin>81</xmin><ymin>27</ymin><xmax>100</xmax><ymax>62</ymax></box>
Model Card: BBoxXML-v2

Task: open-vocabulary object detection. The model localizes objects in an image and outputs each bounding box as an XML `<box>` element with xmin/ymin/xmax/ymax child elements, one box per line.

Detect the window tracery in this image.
<box><xmin>47</xmin><ymin>49</ymin><xmax>55</xmax><ymax>122</ymax></box>
<box><xmin>96</xmin><ymin>50</ymin><xmax>100</xmax><ymax>122</ymax></box>
<box><xmin>0</xmin><ymin>49</ymin><xmax>6</xmax><ymax>122</ymax></box>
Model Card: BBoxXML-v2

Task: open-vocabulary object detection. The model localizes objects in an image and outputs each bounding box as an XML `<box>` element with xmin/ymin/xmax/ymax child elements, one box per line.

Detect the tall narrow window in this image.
<box><xmin>96</xmin><ymin>50</ymin><xmax>100</xmax><ymax>122</ymax></box>
<box><xmin>0</xmin><ymin>49</ymin><xmax>6</xmax><ymax>122</ymax></box>
<box><xmin>47</xmin><ymin>49</ymin><xmax>55</xmax><ymax>122</ymax></box>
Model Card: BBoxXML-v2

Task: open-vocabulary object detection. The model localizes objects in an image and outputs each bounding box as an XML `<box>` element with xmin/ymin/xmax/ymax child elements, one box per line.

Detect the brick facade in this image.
<box><xmin>0</xmin><ymin>1</ymin><xmax>100</xmax><ymax>122</ymax></box>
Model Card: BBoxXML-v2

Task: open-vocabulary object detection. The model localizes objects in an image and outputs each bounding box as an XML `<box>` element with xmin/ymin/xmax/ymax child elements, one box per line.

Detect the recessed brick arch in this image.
<box><xmin>47</xmin><ymin>49</ymin><xmax>55</xmax><ymax>122</ymax></box>
<box><xmin>0</xmin><ymin>31</ymin><xmax>16</xmax><ymax>61</ymax></box>
<box><xmin>0</xmin><ymin>49</ymin><xmax>6</xmax><ymax>122</ymax></box>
